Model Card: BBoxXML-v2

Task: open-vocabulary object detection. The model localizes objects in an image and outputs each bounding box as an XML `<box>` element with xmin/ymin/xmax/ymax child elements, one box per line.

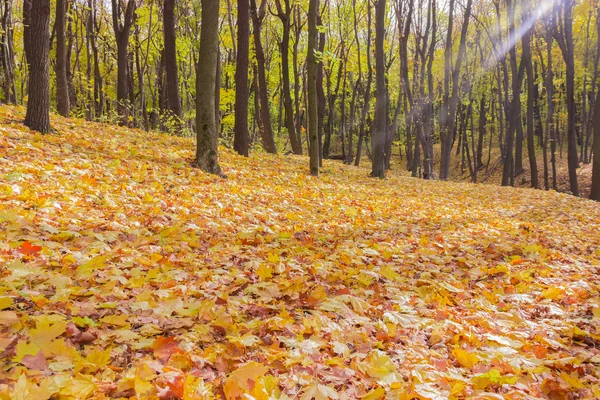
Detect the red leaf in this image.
<box><xmin>19</xmin><ymin>241</ymin><xmax>42</xmax><ymax>256</ymax></box>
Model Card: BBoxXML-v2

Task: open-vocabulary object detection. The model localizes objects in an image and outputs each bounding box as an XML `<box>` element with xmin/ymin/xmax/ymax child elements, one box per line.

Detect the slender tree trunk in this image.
<box><xmin>592</xmin><ymin>92</ymin><xmax>600</xmax><ymax>200</ymax></box>
<box><xmin>316</xmin><ymin>10</ymin><xmax>326</xmax><ymax>166</ymax></box>
<box><xmin>439</xmin><ymin>0</ymin><xmax>472</xmax><ymax>180</ymax></box>
<box><xmin>307</xmin><ymin>0</ymin><xmax>319</xmax><ymax>175</ymax></box>
<box><xmin>275</xmin><ymin>0</ymin><xmax>302</xmax><ymax>154</ymax></box>
<box><xmin>553</xmin><ymin>0</ymin><xmax>579</xmax><ymax>195</ymax></box>
<box><xmin>371</xmin><ymin>0</ymin><xmax>386</xmax><ymax>179</ymax></box>
<box><xmin>24</xmin><ymin>0</ymin><xmax>51</xmax><ymax>133</ymax></box>
<box><xmin>55</xmin><ymin>0</ymin><xmax>70</xmax><ymax>116</ymax></box>
<box><xmin>195</xmin><ymin>0</ymin><xmax>224</xmax><ymax>177</ymax></box>
<box><xmin>111</xmin><ymin>0</ymin><xmax>136</xmax><ymax>126</ymax></box>
<box><xmin>163</xmin><ymin>0</ymin><xmax>183</xmax><ymax>122</ymax></box>
<box><xmin>1</xmin><ymin>0</ymin><xmax>16</xmax><ymax>103</ymax></box>
<box><xmin>477</xmin><ymin>96</ymin><xmax>486</xmax><ymax>169</ymax></box>
<box><xmin>233</xmin><ymin>0</ymin><xmax>250</xmax><ymax>156</ymax></box>
<box><xmin>250</xmin><ymin>0</ymin><xmax>277</xmax><ymax>153</ymax></box>
<box><xmin>523</xmin><ymin>0</ymin><xmax>538</xmax><ymax>188</ymax></box>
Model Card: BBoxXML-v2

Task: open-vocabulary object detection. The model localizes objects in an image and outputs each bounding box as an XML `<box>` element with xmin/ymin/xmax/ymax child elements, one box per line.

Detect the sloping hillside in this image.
<box><xmin>1</xmin><ymin>106</ymin><xmax>599</xmax><ymax>399</ymax></box>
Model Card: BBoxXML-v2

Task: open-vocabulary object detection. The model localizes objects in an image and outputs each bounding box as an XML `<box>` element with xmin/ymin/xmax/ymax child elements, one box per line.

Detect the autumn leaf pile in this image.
<box><xmin>0</xmin><ymin>106</ymin><xmax>599</xmax><ymax>399</ymax></box>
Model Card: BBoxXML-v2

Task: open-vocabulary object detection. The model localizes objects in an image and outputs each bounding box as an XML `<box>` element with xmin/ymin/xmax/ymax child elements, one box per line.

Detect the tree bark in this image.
<box><xmin>553</xmin><ymin>0</ymin><xmax>579</xmax><ymax>195</ymax></box>
<box><xmin>111</xmin><ymin>0</ymin><xmax>136</xmax><ymax>126</ymax></box>
<box><xmin>592</xmin><ymin>92</ymin><xmax>600</xmax><ymax>201</ymax></box>
<box><xmin>24</xmin><ymin>0</ymin><xmax>51</xmax><ymax>133</ymax></box>
<box><xmin>523</xmin><ymin>0</ymin><xmax>538</xmax><ymax>188</ymax></box>
<box><xmin>233</xmin><ymin>0</ymin><xmax>250</xmax><ymax>156</ymax></box>
<box><xmin>55</xmin><ymin>0</ymin><xmax>70</xmax><ymax>116</ymax></box>
<box><xmin>307</xmin><ymin>0</ymin><xmax>319</xmax><ymax>175</ymax></box>
<box><xmin>250</xmin><ymin>0</ymin><xmax>277</xmax><ymax>153</ymax></box>
<box><xmin>1</xmin><ymin>0</ymin><xmax>16</xmax><ymax>103</ymax></box>
<box><xmin>439</xmin><ymin>0</ymin><xmax>472</xmax><ymax>180</ymax></box>
<box><xmin>163</xmin><ymin>0</ymin><xmax>182</xmax><ymax>122</ymax></box>
<box><xmin>195</xmin><ymin>0</ymin><xmax>224</xmax><ymax>177</ymax></box>
<box><xmin>275</xmin><ymin>0</ymin><xmax>302</xmax><ymax>154</ymax></box>
<box><xmin>371</xmin><ymin>0</ymin><xmax>386</xmax><ymax>179</ymax></box>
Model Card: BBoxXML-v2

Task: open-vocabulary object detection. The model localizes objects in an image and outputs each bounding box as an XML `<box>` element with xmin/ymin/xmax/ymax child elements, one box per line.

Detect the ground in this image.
<box><xmin>0</xmin><ymin>105</ymin><xmax>599</xmax><ymax>399</ymax></box>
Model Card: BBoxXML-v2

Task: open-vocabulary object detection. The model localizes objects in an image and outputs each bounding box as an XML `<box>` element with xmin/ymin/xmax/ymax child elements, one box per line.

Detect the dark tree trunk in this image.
<box><xmin>163</xmin><ymin>0</ymin><xmax>182</xmax><ymax>122</ymax></box>
<box><xmin>275</xmin><ymin>0</ymin><xmax>302</xmax><ymax>155</ymax></box>
<box><xmin>111</xmin><ymin>0</ymin><xmax>136</xmax><ymax>126</ymax></box>
<box><xmin>55</xmin><ymin>0</ymin><xmax>70</xmax><ymax>116</ymax></box>
<box><xmin>477</xmin><ymin>96</ymin><xmax>486</xmax><ymax>169</ymax></box>
<box><xmin>250</xmin><ymin>0</ymin><xmax>277</xmax><ymax>153</ymax></box>
<box><xmin>1</xmin><ymin>0</ymin><xmax>16</xmax><ymax>103</ymax></box>
<box><xmin>316</xmin><ymin>10</ymin><xmax>326</xmax><ymax>166</ymax></box>
<box><xmin>554</xmin><ymin>0</ymin><xmax>579</xmax><ymax>195</ymax></box>
<box><xmin>371</xmin><ymin>0</ymin><xmax>386</xmax><ymax>179</ymax></box>
<box><xmin>24</xmin><ymin>0</ymin><xmax>51</xmax><ymax>133</ymax></box>
<box><xmin>439</xmin><ymin>0</ymin><xmax>472</xmax><ymax>180</ymax></box>
<box><xmin>523</xmin><ymin>0</ymin><xmax>538</xmax><ymax>188</ymax></box>
<box><xmin>233</xmin><ymin>0</ymin><xmax>250</xmax><ymax>156</ymax></box>
<box><xmin>592</xmin><ymin>92</ymin><xmax>600</xmax><ymax>201</ymax></box>
<box><xmin>195</xmin><ymin>0</ymin><xmax>224</xmax><ymax>176</ymax></box>
<box><xmin>307</xmin><ymin>0</ymin><xmax>319</xmax><ymax>175</ymax></box>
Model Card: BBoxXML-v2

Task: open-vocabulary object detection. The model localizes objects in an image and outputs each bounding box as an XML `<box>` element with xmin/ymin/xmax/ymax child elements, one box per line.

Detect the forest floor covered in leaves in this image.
<box><xmin>1</xmin><ymin>105</ymin><xmax>600</xmax><ymax>399</ymax></box>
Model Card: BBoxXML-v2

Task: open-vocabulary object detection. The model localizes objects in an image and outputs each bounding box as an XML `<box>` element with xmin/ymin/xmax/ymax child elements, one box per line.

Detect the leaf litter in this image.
<box><xmin>0</xmin><ymin>106</ymin><xmax>599</xmax><ymax>399</ymax></box>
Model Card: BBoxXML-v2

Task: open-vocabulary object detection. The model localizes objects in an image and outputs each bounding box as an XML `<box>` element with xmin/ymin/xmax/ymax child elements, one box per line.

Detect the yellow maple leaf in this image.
<box><xmin>30</xmin><ymin>318</ymin><xmax>67</xmax><ymax>348</ymax></box>
<box><xmin>542</xmin><ymin>287</ymin><xmax>565</xmax><ymax>300</ymax></box>
<box><xmin>452</xmin><ymin>347</ymin><xmax>479</xmax><ymax>369</ymax></box>
<box><xmin>361</xmin><ymin>387</ymin><xmax>385</xmax><ymax>400</ymax></box>
<box><xmin>256</xmin><ymin>264</ymin><xmax>272</xmax><ymax>280</ymax></box>
<box><xmin>59</xmin><ymin>374</ymin><xmax>96</xmax><ymax>399</ymax></box>
<box><xmin>300</xmin><ymin>382</ymin><xmax>339</xmax><ymax>400</ymax></box>
<box><xmin>0</xmin><ymin>297</ymin><xmax>13</xmax><ymax>310</ymax></box>
<box><xmin>223</xmin><ymin>362</ymin><xmax>269</xmax><ymax>399</ymax></box>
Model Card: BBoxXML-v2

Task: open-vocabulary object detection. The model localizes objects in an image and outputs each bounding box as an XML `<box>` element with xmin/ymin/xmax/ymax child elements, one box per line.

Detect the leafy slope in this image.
<box><xmin>0</xmin><ymin>106</ymin><xmax>599</xmax><ymax>399</ymax></box>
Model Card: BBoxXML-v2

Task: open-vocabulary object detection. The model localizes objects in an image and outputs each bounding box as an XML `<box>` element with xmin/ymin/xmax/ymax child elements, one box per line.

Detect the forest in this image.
<box><xmin>2</xmin><ymin>0</ymin><xmax>599</xmax><ymax>196</ymax></box>
<box><xmin>1</xmin><ymin>0</ymin><xmax>600</xmax><ymax>398</ymax></box>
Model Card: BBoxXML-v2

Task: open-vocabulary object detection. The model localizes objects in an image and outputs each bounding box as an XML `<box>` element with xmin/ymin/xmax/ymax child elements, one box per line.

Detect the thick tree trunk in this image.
<box><xmin>55</xmin><ymin>0</ymin><xmax>70</xmax><ymax>116</ymax></box>
<box><xmin>307</xmin><ymin>0</ymin><xmax>319</xmax><ymax>175</ymax></box>
<box><xmin>195</xmin><ymin>0</ymin><xmax>224</xmax><ymax>176</ymax></box>
<box><xmin>24</xmin><ymin>0</ymin><xmax>51</xmax><ymax>134</ymax></box>
<box><xmin>233</xmin><ymin>0</ymin><xmax>250</xmax><ymax>156</ymax></box>
<box><xmin>163</xmin><ymin>0</ymin><xmax>182</xmax><ymax>122</ymax></box>
<box><xmin>371</xmin><ymin>0</ymin><xmax>386</xmax><ymax>179</ymax></box>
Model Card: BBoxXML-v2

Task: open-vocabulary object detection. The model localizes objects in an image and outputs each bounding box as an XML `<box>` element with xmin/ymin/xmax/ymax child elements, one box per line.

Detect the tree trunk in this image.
<box><xmin>523</xmin><ymin>0</ymin><xmax>538</xmax><ymax>188</ymax></box>
<box><xmin>1</xmin><ymin>0</ymin><xmax>16</xmax><ymax>103</ymax></box>
<box><xmin>250</xmin><ymin>0</ymin><xmax>277</xmax><ymax>153</ymax></box>
<box><xmin>553</xmin><ymin>0</ymin><xmax>579</xmax><ymax>195</ymax></box>
<box><xmin>163</xmin><ymin>0</ymin><xmax>183</xmax><ymax>122</ymax></box>
<box><xmin>592</xmin><ymin>92</ymin><xmax>600</xmax><ymax>200</ymax></box>
<box><xmin>24</xmin><ymin>0</ymin><xmax>51</xmax><ymax>133</ymax></box>
<box><xmin>371</xmin><ymin>0</ymin><xmax>386</xmax><ymax>179</ymax></box>
<box><xmin>195</xmin><ymin>0</ymin><xmax>224</xmax><ymax>177</ymax></box>
<box><xmin>233</xmin><ymin>0</ymin><xmax>250</xmax><ymax>156</ymax></box>
<box><xmin>316</xmin><ymin>11</ymin><xmax>326</xmax><ymax>166</ymax></box>
<box><xmin>307</xmin><ymin>0</ymin><xmax>319</xmax><ymax>175</ymax></box>
<box><xmin>55</xmin><ymin>0</ymin><xmax>70</xmax><ymax>116</ymax></box>
<box><xmin>275</xmin><ymin>0</ymin><xmax>302</xmax><ymax>155</ymax></box>
<box><xmin>439</xmin><ymin>0</ymin><xmax>472</xmax><ymax>180</ymax></box>
<box><xmin>111</xmin><ymin>0</ymin><xmax>136</xmax><ymax>126</ymax></box>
